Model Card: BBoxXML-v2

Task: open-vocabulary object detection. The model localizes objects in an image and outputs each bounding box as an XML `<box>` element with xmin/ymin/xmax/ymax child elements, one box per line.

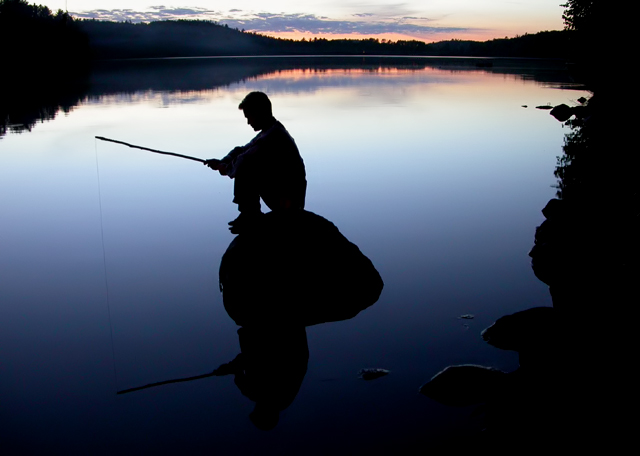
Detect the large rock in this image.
<box><xmin>219</xmin><ymin>210</ymin><xmax>383</xmax><ymax>327</ymax></box>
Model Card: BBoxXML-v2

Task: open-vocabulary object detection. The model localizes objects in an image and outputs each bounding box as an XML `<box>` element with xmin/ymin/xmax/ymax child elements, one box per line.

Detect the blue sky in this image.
<box><xmin>40</xmin><ymin>1</ymin><xmax>565</xmax><ymax>42</ymax></box>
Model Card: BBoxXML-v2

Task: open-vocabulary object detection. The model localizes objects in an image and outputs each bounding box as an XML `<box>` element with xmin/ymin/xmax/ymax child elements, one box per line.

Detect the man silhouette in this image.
<box><xmin>205</xmin><ymin>92</ymin><xmax>306</xmax><ymax>233</ymax></box>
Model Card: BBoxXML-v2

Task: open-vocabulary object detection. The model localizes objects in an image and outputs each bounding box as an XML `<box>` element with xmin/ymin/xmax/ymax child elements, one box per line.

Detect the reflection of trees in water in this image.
<box><xmin>553</xmin><ymin>99</ymin><xmax>595</xmax><ymax>201</ymax></box>
<box><xmin>0</xmin><ymin>72</ymin><xmax>89</xmax><ymax>138</ymax></box>
<box><xmin>420</xmin><ymin>91</ymin><xmax>636</xmax><ymax>450</ymax></box>
<box><xmin>0</xmin><ymin>1</ymin><xmax>91</xmax><ymax>137</ymax></box>
<box><xmin>1</xmin><ymin>56</ymin><xmax>574</xmax><ymax>138</ymax></box>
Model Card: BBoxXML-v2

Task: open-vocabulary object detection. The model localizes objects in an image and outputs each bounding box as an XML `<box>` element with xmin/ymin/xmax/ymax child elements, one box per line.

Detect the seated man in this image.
<box><xmin>205</xmin><ymin>91</ymin><xmax>306</xmax><ymax>233</ymax></box>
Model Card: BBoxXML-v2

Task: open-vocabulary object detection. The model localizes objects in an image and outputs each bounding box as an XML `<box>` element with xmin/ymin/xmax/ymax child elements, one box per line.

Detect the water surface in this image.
<box><xmin>0</xmin><ymin>57</ymin><xmax>588</xmax><ymax>454</ymax></box>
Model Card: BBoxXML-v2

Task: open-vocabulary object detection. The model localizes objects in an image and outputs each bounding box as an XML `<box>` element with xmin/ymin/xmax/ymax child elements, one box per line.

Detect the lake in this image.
<box><xmin>0</xmin><ymin>56</ymin><xmax>589</xmax><ymax>454</ymax></box>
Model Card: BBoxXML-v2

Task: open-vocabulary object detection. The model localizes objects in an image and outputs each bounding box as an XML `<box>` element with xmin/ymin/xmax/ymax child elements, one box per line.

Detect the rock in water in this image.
<box><xmin>219</xmin><ymin>210</ymin><xmax>384</xmax><ymax>327</ymax></box>
<box><xmin>481</xmin><ymin>307</ymin><xmax>555</xmax><ymax>352</ymax></box>
<box><xmin>550</xmin><ymin>103</ymin><xmax>574</xmax><ymax>122</ymax></box>
<box><xmin>358</xmin><ymin>368</ymin><xmax>390</xmax><ymax>380</ymax></box>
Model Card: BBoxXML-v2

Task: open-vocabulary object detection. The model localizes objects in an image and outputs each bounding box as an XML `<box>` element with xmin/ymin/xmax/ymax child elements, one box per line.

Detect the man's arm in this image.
<box><xmin>204</xmin><ymin>146</ymin><xmax>247</xmax><ymax>176</ymax></box>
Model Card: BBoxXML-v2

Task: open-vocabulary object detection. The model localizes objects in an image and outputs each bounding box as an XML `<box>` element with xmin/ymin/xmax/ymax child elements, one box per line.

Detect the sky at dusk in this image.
<box><xmin>39</xmin><ymin>1</ymin><xmax>566</xmax><ymax>42</ymax></box>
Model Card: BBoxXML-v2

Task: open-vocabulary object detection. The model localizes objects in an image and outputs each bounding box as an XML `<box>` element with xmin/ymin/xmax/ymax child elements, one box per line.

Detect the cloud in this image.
<box><xmin>70</xmin><ymin>8</ymin><xmax>472</xmax><ymax>39</ymax></box>
<box><xmin>223</xmin><ymin>13</ymin><xmax>469</xmax><ymax>37</ymax></box>
<box><xmin>73</xmin><ymin>6</ymin><xmax>220</xmax><ymax>22</ymax></box>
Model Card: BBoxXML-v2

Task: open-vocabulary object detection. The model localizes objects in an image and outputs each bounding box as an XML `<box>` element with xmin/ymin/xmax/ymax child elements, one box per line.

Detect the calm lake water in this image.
<box><xmin>0</xmin><ymin>57</ymin><xmax>588</xmax><ymax>454</ymax></box>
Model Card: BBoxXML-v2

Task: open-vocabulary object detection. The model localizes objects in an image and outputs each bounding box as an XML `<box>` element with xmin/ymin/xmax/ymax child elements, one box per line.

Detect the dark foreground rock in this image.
<box><xmin>219</xmin><ymin>210</ymin><xmax>384</xmax><ymax>327</ymax></box>
<box><xmin>420</xmin><ymin>307</ymin><xmax>571</xmax><ymax>450</ymax></box>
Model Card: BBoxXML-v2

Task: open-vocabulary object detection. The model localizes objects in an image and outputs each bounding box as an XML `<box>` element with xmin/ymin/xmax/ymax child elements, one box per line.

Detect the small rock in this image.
<box><xmin>550</xmin><ymin>104</ymin><xmax>574</xmax><ymax>122</ymax></box>
<box><xmin>358</xmin><ymin>368</ymin><xmax>390</xmax><ymax>380</ymax></box>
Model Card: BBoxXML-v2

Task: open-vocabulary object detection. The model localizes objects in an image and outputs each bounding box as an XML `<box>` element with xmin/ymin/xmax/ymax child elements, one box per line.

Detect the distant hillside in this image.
<box><xmin>78</xmin><ymin>19</ymin><xmax>571</xmax><ymax>60</ymax></box>
<box><xmin>421</xmin><ymin>31</ymin><xmax>571</xmax><ymax>58</ymax></box>
<box><xmin>78</xmin><ymin>20</ymin><xmax>272</xmax><ymax>59</ymax></box>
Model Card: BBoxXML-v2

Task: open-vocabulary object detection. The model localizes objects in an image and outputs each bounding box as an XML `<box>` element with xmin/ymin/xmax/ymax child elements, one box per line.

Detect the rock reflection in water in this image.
<box><xmin>217</xmin><ymin>209</ymin><xmax>383</xmax><ymax>428</ymax></box>
<box><xmin>419</xmin><ymin>307</ymin><xmax>564</xmax><ymax>449</ymax></box>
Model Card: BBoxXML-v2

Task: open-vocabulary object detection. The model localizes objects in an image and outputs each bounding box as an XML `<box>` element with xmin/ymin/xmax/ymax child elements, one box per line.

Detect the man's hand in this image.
<box><xmin>217</xmin><ymin>163</ymin><xmax>230</xmax><ymax>176</ymax></box>
<box><xmin>204</xmin><ymin>159</ymin><xmax>231</xmax><ymax>176</ymax></box>
<box><xmin>204</xmin><ymin>158</ymin><xmax>222</xmax><ymax>170</ymax></box>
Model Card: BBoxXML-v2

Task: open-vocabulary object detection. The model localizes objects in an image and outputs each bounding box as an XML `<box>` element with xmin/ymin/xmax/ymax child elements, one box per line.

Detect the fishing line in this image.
<box><xmin>94</xmin><ymin>138</ymin><xmax>119</xmax><ymax>393</ymax></box>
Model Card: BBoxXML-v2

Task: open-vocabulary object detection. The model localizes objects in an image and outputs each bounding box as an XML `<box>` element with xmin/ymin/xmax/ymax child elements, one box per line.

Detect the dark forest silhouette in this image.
<box><xmin>0</xmin><ymin>0</ymin><xmax>89</xmax><ymax>65</ymax></box>
<box><xmin>76</xmin><ymin>19</ymin><xmax>571</xmax><ymax>60</ymax></box>
<box><xmin>2</xmin><ymin>1</ymin><xmax>571</xmax><ymax>62</ymax></box>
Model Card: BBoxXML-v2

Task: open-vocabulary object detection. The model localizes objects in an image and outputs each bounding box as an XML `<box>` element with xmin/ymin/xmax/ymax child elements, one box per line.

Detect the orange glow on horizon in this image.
<box><xmin>257</xmin><ymin>67</ymin><xmax>435</xmax><ymax>79</ymax></box>
<box><xmin>251</xmin><ymin>29</ymin><xmax>526</xmax><ymax>44</ymax></box>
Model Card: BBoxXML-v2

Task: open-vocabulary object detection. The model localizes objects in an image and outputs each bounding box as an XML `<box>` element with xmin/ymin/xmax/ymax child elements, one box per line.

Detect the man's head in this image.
<box><xmin>239</xmin><ymin>91</ymin><xmax>273</xmax><ymax>131</ymax></box>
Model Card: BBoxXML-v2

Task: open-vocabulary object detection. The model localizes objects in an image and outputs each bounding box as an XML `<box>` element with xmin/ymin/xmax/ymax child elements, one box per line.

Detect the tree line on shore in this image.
<box><xmin>0</xmin><ymin>0</ymin><xmax>89</xmax><ymax>67</ymax></box>
<box><xmin>1</xmin><ymin>0</ymin><xmax>572</xmax><ymax>63</ymax></box>
<box><xmin>76</xmin><ymin>19</ymin><xmax>571</xmax><ymax>60</ymax></box>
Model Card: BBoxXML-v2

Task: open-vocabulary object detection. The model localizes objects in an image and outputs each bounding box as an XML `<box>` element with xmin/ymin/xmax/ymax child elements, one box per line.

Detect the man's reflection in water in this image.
<box><xmin>216</xmin><ymin>209</ymin><xmax>383</xmax><ymax>429</ymax></box>
<box><xmin>214</xmin><ymin>326</ymin><xmax>308</xmax><ymax>430</ymax></box>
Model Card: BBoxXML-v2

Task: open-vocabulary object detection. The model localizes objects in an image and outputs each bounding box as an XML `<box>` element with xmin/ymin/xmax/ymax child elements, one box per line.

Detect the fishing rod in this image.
<box><xmin>116</xmin><ymin>359</ymin><xmax>239</xmax><ymax>394</ymax></box>
<box><xmin>94</xmin><ymin>136</ymin><xmax>219</xmax><ymax>395</ymax></box>
<box><xmin>117</xmin><ymin>370</ymin><xmax>219</xmax><ymax>395</ymax></box>
<box><xmin>95</xmin><ymin>136</ymin><xmax>206</xmax><ymax>163</ymax></box>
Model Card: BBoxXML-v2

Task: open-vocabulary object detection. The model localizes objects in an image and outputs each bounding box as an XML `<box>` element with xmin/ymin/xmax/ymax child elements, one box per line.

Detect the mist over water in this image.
<box><xmin>0</xmin><ymin>57</ymin><xmax>589</xmax><ymax>454</ymax></box>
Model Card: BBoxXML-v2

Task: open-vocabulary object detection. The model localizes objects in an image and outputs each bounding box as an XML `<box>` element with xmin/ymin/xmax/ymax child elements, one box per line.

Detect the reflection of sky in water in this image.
<box><xmin>0</xmin><ymin>64</ymin><xmax>589</xmax><ymax>453</ymax></box>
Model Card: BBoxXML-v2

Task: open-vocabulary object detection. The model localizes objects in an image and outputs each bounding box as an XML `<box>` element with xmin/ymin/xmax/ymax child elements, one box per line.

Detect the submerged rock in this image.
<box><xmin>419</xmin><ymin>364</ymin><xmax>506</xmax><ymax>407</ymax></box>
<box><xmin>358</xmin><ymin>368</ymin><xmax>390</xmax><ymax>380</ymax></box>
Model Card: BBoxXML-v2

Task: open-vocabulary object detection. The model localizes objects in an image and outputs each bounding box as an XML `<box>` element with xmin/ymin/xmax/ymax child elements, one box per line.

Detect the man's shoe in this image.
<box><xmin>228</xmin><ymin>212</ymin><xmax>262</xmax><ymax>234</ymax></box>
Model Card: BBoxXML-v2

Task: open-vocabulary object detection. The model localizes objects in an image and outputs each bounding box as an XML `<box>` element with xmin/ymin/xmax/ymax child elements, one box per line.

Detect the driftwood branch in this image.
<box><xmin>95</xmin><ymin>136</ymin><xmax>206</xmax><ymax>163</ymax></box>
